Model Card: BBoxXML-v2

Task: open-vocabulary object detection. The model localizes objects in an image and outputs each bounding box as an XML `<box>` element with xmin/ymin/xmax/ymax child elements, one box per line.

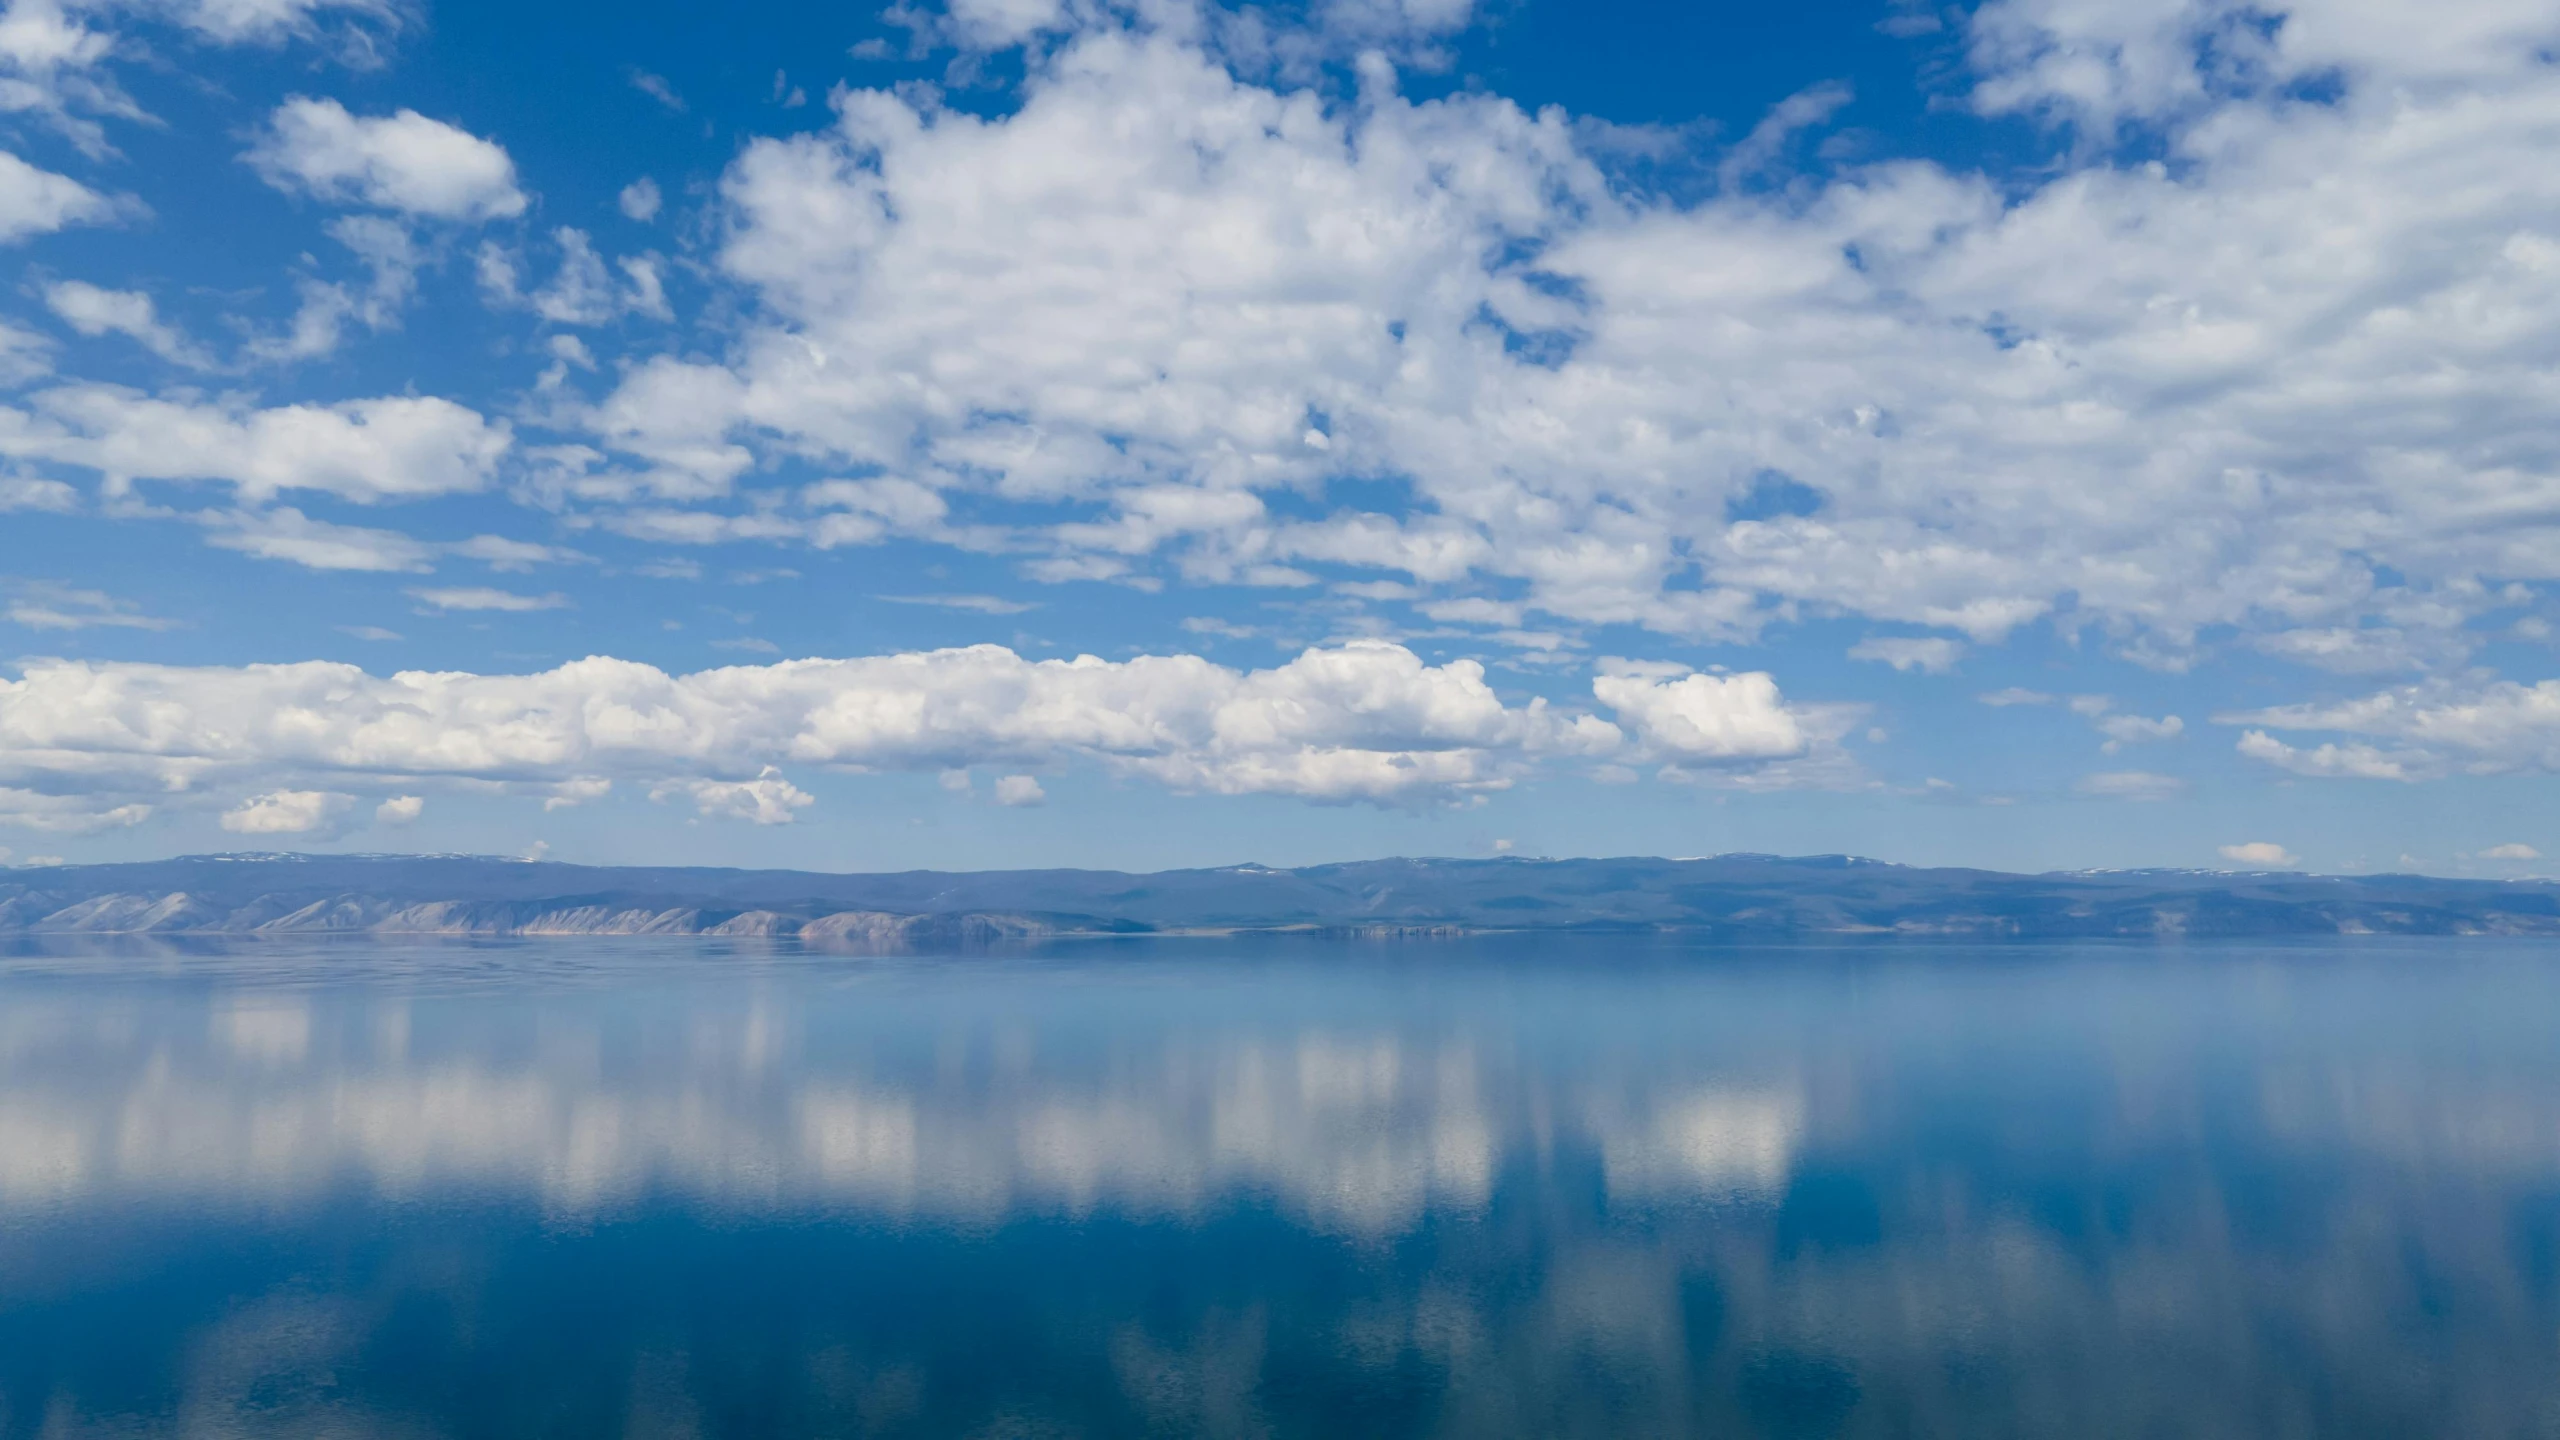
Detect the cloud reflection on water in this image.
<box><xmin>0</xmin><ymin>984</ymin><xmax>1802</xmax><ymax>1233</ymax></box>
<box><xmin>7</xmin><ymin>942</ymin><xmax>2560</xmax><ymax>1437</ymax></box>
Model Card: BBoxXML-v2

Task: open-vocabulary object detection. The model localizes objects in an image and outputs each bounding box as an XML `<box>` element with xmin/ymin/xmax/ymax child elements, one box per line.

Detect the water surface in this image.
<box><xmin>1</xmin><ymin>936</ymin><xmax>2557</xmax><ymax>1437</ymax></box>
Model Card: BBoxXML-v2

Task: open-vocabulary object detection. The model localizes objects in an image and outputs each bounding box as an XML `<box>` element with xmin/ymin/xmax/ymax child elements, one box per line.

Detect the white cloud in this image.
<box><xmin>627</xmin><ymin>68</ymin><xmax>684</xmax><ymax>112</ymax></box>
<box><xmin>2234</xmin><ymin>729</ymin><xmax>2423</xmax><ymax>781</ymax></box>
<box><xmin>598</xmin><ymin>508</ymin><xmax>805</xmax><ymax>545</ymax></box>
<box><xmin>1977</xmin><ymin>687</ymin><xmax>2052</xmax><ymax>707</ymax></box>
<box><xmin>658</xmin><ymin>767</ymin><xmax>812</xmax><ymax>824</ymax></box>
<box><xmin>2227</xmin><ymin>679</ymin><xmax>2560</xmax><ymax>780</ymax></box>
<box><xmin>0</xmin><ymin>387</ymin><xmax>510</xmax><ymax>503</ymax></box>
<box><xmin>804</xmin><ymin>476</ymin><xmax>950</xmax><ymax>546</ymax></box>
<box><xmin>167</xmin><ymin>0</ymin><xmax>397</xmax><ymax>45</ymax></box>
<box><xmin>993</xmin><ymin>773</ymin><xmax>1044</xmax><ymax>806</ymax></box>
<box><xmin>620</xmin><ymin>255</ymin><xmax>669</xmax><ymax>318</ymax></box>
<box><xmin>542</xmin><ymin>777</ymin><xmax>610</xmax><ymax>811</ymax></box>
<box><xmin>0</xmin><ymin>786</ymin><xmax>146</xmax><ymax>832</ymax></box>
<box><xmin>2093</xmin><ymin>712</ymin><xmax>2182</xmax><ymax>753</ymax></box>
<box><xmin>0</xmin><ymin>319</ymin><xmax>53</xmax><ymax>387</ymax></box>
<box><xmin>4</xmin><ymin>581</ymin><xmax>174</xmax><ymax>630</ymax></box>
<box><xmin>878</xmin><ymin>592</ymin><xmax>1036</xmax><ymax>614</ymax></box>
<box><xmin>41</xmin><ymin>281</ymin><xmax>214</xmax><ymax>368</ymax></box>
<box><xmin>0</xmin><ymin>149</ymin><xmax>118</xmax><ymax>240</ymax></box>
<box><xmin>619</xmin><ymin>176</ymin><xmax>661</xmax><ymax>221</ymax></box>
<box><xmin>448</xmin><ymin>534</ymin><xmax>575</xmax><ymax>570</ymax></box>
<box><xmin>1590</xmin><ymin>664</ymin><xmax>1806</xmax><ymax>763</ymax></box>
<box><xmin>406</xmin><ymin>586</ymin><xmax>567</xmax><ymax>613</ymax></box>
<box><xmin>248</xmin><ymin>214</ymin><xmax>423</xmax><ymax>362</ymax></box>
<box><xmin>1847</xmin><ymin>636</ymin><xmax>1965</xmax><ymax>674</ymax></box>
<box><xmin>2077</xmin><ymin>769</ymin><xmax>2185</xmax><ymax>801</ymax></box>
<box><xmin>1719</xmin><ymin>80</ymin><xmax>1854</xmax><ymax>188</ymax></box>
<box><xmin>0</xmin><ymin>476</ymin><xmax>72</xmax><ymax>511</ymax></box>
<box><xmin>0</xmin><ymin>0</ymin><xmax>396</xmax><ymax>158</ymax></box>
<box><xmin>247</xmin><ymin>97</ymin><xmax>526</xmax><ymax>220</ymax></box>
<box><xmin>202</xmin><ymin>506</ymin><xmax>436</xmax><ymax>572</ymax></box>
<box><xmin>569</xmin><ymin>356</ymin><xmax>753</xmax><ymax>499</ymax></box>
<box><xmin>523</xmin><ymin>227</ymin><xmax>609</xmax><ymax>323</ymax></box>
<box><xmin>1966</xmin><ymin>0</ymin><xmax>2559</xmax><ymax>132</ymax></box>
<box><xmin>0</xmin><ymin>2</ymin><xmax>135</xmax><ymax>155</ymax></box>
<box><xmin>2250</xmin><ymin>625</ymin><xmax>2452</xmax><ymax>676</ymax></box>
<box><xmin>935</xmin><ymin>0</ymin><xmax>1070</xmax><ymax>49</ymax></box>
<box><xmin>374</xmin><ymin>794</ymin><xmax>422</xmax><ymax>824</ymax></box>
<box><xmin>2480</xmin><ymin>842</ymin><xmax>2541</xmax><ymax>861</ymax></box>
<box><xmin>0</xmin><ymin>642</ymin><xmax>1814</xmax><ymax>828</ymax></box>
<box><xmin>2218</xmin><ymin>841</ymin><xmax>2300</xmax><ymax>869</ymax></box>
<box><xmin>531</xmin><ymin>7</ymin><xmax>2560</xmax><ymax>662</ymax></box>
<box><xmin>492</xmin><ymin>229</ymin><xmax>671</xmax><ymax>326</ymax></box>
<box><xmin>219</xmin><ymin>788</ymin><xmax>348</xmax><ymax>834</ymax></box>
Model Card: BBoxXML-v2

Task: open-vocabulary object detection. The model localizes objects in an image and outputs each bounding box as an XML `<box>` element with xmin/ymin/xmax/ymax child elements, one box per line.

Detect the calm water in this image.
<box><xmin>2</xmin><ymin>937</ymin><xmax>2559</xmax><ymax>1438</ymax></box>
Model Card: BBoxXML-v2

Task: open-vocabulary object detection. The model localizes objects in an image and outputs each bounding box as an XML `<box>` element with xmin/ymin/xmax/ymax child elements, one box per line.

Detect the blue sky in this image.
<box><xmin>0</xmin><ymin>0</ymin><xmax>2555</xmax><ymax>875</ymax></box>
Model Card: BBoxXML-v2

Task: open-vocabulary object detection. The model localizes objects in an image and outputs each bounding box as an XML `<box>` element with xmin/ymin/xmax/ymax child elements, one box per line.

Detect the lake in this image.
<box><xmin>1</xmin><ymin>936</ymin><xmax>2556</xmax><ymax>1437</ymax></box>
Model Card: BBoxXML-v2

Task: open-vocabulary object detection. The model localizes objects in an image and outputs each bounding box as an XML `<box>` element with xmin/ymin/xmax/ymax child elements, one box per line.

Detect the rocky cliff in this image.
<box><xmin>5</xmin><ymin>851</ymin><xmax>2560</xmax><ymax>941</ymax></box>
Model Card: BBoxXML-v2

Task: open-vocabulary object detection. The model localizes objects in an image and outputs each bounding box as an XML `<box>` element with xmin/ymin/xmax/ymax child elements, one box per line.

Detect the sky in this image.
<box><xmin>0</xmin><ymin>0</ymin><xmax>2556</xmax><ymax>876</ymax></box>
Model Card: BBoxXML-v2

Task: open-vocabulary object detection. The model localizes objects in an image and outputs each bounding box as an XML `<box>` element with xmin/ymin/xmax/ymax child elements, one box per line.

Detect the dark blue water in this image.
<box><xmin>2</xmin><ymin>937</ymin><xmax>2557</xmax><ymax>1437</ymax></box>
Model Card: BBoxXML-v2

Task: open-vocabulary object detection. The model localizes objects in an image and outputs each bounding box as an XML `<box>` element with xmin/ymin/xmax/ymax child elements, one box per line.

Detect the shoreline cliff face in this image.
<box><xmin>0</xmin><ymin>892</ymin><xmax>1081</xmax><ymax>943</ymax></box>
<box><xmin>4</xmin><ymin>853</ymin><xmax>2559</xmax><ymax>941</ymax></box>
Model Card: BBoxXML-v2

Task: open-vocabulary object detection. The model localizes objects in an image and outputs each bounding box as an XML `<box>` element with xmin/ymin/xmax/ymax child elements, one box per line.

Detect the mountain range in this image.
<box><xmin>3</xmin><ymin>852</ymin><xmax>2557</xmax><ymax>941</ymax></box>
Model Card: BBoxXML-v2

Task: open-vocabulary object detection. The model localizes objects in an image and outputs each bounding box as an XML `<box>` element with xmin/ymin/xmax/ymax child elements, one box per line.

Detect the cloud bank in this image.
<box><xmin>517</xmin><ymin>0</ymin><xmax>2560</xmax><ymax>670</ymax></box>
<box><xmin>0</xmin><ymin>642</ymin><xmax>1841</xmax><ymax>829</ymax></box>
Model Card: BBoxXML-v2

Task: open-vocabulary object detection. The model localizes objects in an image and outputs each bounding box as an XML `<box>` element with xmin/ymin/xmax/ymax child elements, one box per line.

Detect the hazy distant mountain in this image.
<box><xmin>3</xmin><ymin>852</ymin><xmax>2557</xmax><ymax>941</ymax></box>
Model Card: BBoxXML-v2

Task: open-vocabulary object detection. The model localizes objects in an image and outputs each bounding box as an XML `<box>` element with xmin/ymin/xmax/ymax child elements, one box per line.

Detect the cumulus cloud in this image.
<box><xmin>1592</xmin><ymin>665</ymin><xmax>1806</xmax><ymax>763</ymax></box>
<box><xmin>4</xmin><ymin>581</ymin><xmax>175</xmax><ymax>631</ymax></box>
<box><xmin>2218</xmin><ymin>841</ymin><xmax>2300</xmax><ymax>869</ymax></box>
<box><xmin>928</xmin><ymin>0</ymin><xmax>1072</xmax><ymax>50</ymax></box>
<box><xmin>1847</xmin><ymin>636</ymin><xmax>1965</xmax><ymax>674</ymax></box>
<box><xmin>374</xmin><ymin>793</ymin><xmax>422</xmax><ymax>824</ymax></box>
<box><xmin>2093</xmin><ymin>712</ymin><xmax>2183</xmax><ymax>753</ymax></box>
<box><xmin>0</xmin><ymin>387</ymin><xmax>510</xmax><ymax>502</ymax></box>
<box><xmin>0</xmin><ymin>2</ymin><xmax>136</xmax><ymax>155</ymax></box>
<box><xmin>247</xmin><ymin>214</ymin><xmax>424</xmax><ymax>362</ymax></box>
<box><xmin>203</xmin><ymin>514</ymin><xmax>581</xmax><ymax>577</ymax></box>
<box><xmin>0</xmin><ymin>0</ymin><xmax>398</xmax><ymax>159</ymax></box>
<box><xmin>218</xmin><ymin>788</ymin><xmax>348</xmax><ymax>834</ymax></box>
<box><xmin>618</xmin><ymin>176</ymin><xmax>661</xmax><ymax>221</ymax></box>
<box><xmin>0</xmin><ymin>149</ymin><xmax>120</xmax><ymax>240</ymax></box>
<box><xmin>626</xmin><ymin>68</ymin><xmax>684</xmax><ymax>112</ymax></box>
<box><xmin>0</xmin><ymin>642</ymin><xmax>1838</xmax><ymax>831</ymax></box>
<box><xmin>881</xmin><ymin>592</ymin><xmax>1038</xmax><ymax>615</ymax></box>
<box><xmin>247</xmin><ymin>97</ymin><xmax>526</xmax><ymax>220</ymax></box>
<box><xmin>201</xmin><ymin>506</ymin><xmax>436</xmax><ymax>571</ymax></box>
<box><xmin>2480</xmin><ymin>842</ymin><xmax>2541</xmax><ymax>861</ymax></box>
<box><xmin>406</xmin><ymin>586</ymin><xmax>567</xmax><ymax>612</ymax></box>
<box><xmin>519</xmin><ymin>2</ymin><xmax>2560</xmax><ymax>666</ymax></box>
<box><xmin>0</xmin><ymin>318</ymin><xmax>53</xmax><ymax>387</ymax></box>
<box><xmin>164</xmin><ymin>0</ymin><xmax>399</xmax><ymax>46</ymax></box>
<box><xmin>1978</xmin><ymin>688</ymin><xmax>2052</xmax><ymax>708</ymax></box>
<box><xmin>0</xmin><ymin>476</ymin><xmax>73</xmax><ymax>511</ymax></box>
<box><xmin>993</xmin><ymin>773</ymin><xmax>1044</xmax><ymax>806</ymax></box>
<box><xmin>0</xmin><ymin>786</ymin><xmax>146</xmax><ymax>832</ymax></box>
<box><xmin>2227</xmin><ymin>679</ymin><xmax>2560</xmax><ymax>780</ymax></box>
<box><xmin>41</xmin><ymin>281</ymin><xmax>215</xmax><ymax>368</ymax></box>
<box><xmin>657</xmin><ymin>767</ymin><xmax>812</xmax><ymax>825</ymax></box>
<box><xmin>482</xmin><ymin>228</ymin><xmax>670</xmax><ymax>325</ymax></box>
<box><xmin>2077</xmin><ymin>770</ymin><xmax>2185</xmax><ymax>801</ymax></box>
<box><xmin>2234</xmin><ymin>729</ymin><xmax>2422</xmax><ymax>781</ymax></box>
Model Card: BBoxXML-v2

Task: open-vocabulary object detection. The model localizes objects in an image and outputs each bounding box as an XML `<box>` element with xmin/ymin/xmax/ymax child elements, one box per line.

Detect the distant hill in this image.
<box><xmin>3</xmin><ymin>852</ymin><xmax>2557</xmax><ymax>940</ymax></box>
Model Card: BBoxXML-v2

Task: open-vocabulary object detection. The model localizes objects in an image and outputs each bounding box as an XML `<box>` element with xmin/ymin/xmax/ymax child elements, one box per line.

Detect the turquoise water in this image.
<box><xmin>1</xmin><ymin>937</ymin><xmax>2558</xmax><ymax>1437</ymax></box>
